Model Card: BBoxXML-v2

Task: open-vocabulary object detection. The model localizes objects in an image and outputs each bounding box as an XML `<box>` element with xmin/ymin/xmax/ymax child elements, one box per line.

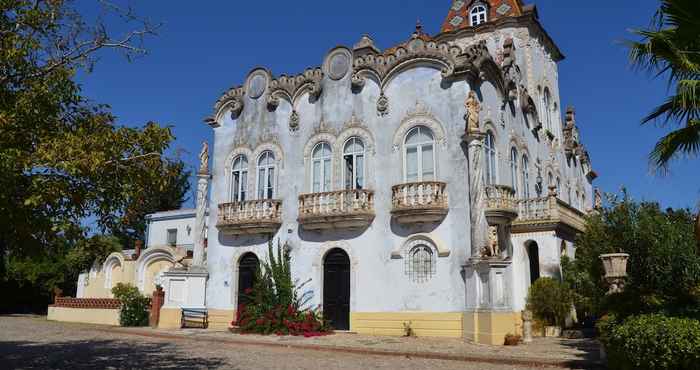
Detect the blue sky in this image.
<box><xmin>76</xmin><ymin>0</ymin><xmax>698</xmax><ymax>210</ymax></box>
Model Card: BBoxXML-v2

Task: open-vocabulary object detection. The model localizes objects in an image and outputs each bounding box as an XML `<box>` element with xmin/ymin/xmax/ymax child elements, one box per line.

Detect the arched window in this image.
<box><xmin>405</xmin><ymin>244</ymin><xmax>435</xmax><ymax>283</ymax></box>
<box><xmin>548</xmin><ymin>172</ymin><xmax>554</xmax><ymax>189</ymax></box>
<box><xmin>470</xmin><ymin>4</ymin><xmax>488</xmax><ymax>26</ymax></box>
<box><xmin>484</xmin><ymin>131</ymin><xmax>497</xmax><ymax>185</ymax></box>
<box><xmin>510</xmin><ymin>148</ymin><xmax>519</xmax><ymax>194</ymax></box>
<box><xmin>556</xmin><ymin>177</ymin><xmax>562</xmax><ymax>197</ymax></box>
<box><xmin>543</xmin><ymin>88</ymin><xmax>552</xmax><ymax>131</ymax></box>
<box><xmin>404</xmin><ymin>126</ymin><xmax>435</xmax><ymax>182</ymax></box>
<box><xmin>230</xmin><ymin>155</ymin><xmax>248</xmax><ymax>202</ymax></box>
<box><xmin>521</xmin><ymin>155</ymin><xmax>530</xmax><ymax>198</ymax></box>
<box><xmin>257</xmin><ymin>151</ymin><xmax>275</xmax><ymax>199</ymax></box>
<box><xmin>343</xmin><ymin>137</ymin><xmax>365</xmax><ymax>190</ymax></box>
<box><xmin>312</xmin><ymin>143</ymin><xmax>332</xmax><ymax>193</ymax></box>
<box><xmin>575</xmin><ymin>191</ymin><xmax>580</xmax><ymax>209</ymax></box>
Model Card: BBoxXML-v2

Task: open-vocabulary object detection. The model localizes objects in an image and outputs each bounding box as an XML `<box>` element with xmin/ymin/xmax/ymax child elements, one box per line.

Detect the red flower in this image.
<box><xmin>244</xmin><ymin>288</ymin><xmax>253</xmax><ymax>295</ymax></box>
<box><xmin>256</xmin><ymin>318</ymin><xmax>264</xmax><ymax>326</ymax></box>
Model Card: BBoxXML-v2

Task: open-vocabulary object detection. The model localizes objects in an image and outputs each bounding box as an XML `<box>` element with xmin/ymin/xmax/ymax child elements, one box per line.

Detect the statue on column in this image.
<box><xmin>594</xmin><ymin>188</ymin><xmax>603</xmax><ymax>210</ymax></box>
<box><xmin>465</xmin><ymin>91</ymin><xmax>481</xmax><ymax>135</ymax></box>
<box><xmin>199</xmin><ymin>141</ymin><xmax>209</xmax><ymax>174</ymax></box>
<box><xmin>482</xmin><ymin>225</ymin><xmax>499</xmax><ymax>258</ymax></box>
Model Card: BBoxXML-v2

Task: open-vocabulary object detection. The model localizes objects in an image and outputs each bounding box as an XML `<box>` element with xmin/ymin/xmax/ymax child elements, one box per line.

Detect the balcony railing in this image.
<box><xmin>298</xmin><ymin>189</ymin><xmax>375</xmax><ymax>230</ymax></box>
<box><xmin>484</xmin><ymin>185</ymin><xmax>518</xmax><ymax>224</ymax></box>
<box><xmin>513</xmin><ymin>195</ymin><xmax>586</xmax><ymax>233</ymax></box>
<box><xmin>217</xmin><ymin>200</ymin><xmax>282</xmax><ymax>235</ymax></box>
<box><xmin>391</xmin><ymin>181</ymin><xmax>448</xmax><ymax>224</ymax></box>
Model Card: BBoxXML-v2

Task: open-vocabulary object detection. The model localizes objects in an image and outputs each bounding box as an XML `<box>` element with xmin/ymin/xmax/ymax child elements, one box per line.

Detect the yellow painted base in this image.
<box><xmin>158</xmin><ymin>308</ymin><xmax>182</xmax><ymax>329</ymax></box>
<box><xmin>351</xmin><ymin>312</ymin><xmax>464</xmax><ymax>338</ymax></box>
<box><xmin>463</xmin><ymin>311</ymin><xmax>522</xmax><ymax>345</ymax></box>
<box><xmin>207</xmin><ymin>309</ymin><xmax>235</xmax><ymax>330</ymax></box>
<box><xmin>47</xmin><ymin>307</ymin><xmax>120</xmax><ymax>326</ymax></box>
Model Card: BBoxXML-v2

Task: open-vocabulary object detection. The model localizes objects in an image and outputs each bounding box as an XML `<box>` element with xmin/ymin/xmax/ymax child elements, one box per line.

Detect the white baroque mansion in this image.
<box><xmin>83</xmin><ymin>0</ymin><xmax>599</xmax><ymax>344</ymax></box>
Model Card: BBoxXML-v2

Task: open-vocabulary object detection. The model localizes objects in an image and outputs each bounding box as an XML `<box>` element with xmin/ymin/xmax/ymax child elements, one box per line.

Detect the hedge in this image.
<box><xmin>601</xmin><ymin>314</ymin><xmax>700</xmax><ymax>370</ymax></box>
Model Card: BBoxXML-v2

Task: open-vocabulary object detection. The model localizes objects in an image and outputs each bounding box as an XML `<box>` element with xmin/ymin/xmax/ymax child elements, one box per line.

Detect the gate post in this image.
<box><xmin>150</xmin><ymin>286</ymin><xmax>165</xmax><ymax>328</ymax></box>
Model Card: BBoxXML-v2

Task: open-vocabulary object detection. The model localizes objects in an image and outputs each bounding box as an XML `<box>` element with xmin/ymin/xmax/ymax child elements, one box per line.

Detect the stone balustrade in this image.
<box><xmin>217</xmin><ymin>200</ymin><xmax>282</xmax><ymax>235</ymax></box>
<box><xmin>391</xmin><ymin>181</ymin><xmax>449</xmax><ymax>224</ymax></box>
<box><xmin>298</xmin><ymin>189</ymin><xmax>375</xmax><ymax>230</ymax></box>
<box><xmin>513</xmin><ymin>195</ymin><xmax>586</xmax><ymax>234</ymax></box>
<box><xmin>483</xmin><ymin>185</ymin><xmax>518</xmax><ymax>224</ymax></box>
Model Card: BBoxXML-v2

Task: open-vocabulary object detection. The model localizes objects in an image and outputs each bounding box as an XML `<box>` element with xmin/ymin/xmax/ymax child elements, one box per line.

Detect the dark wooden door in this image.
<box><xmin>528</xmin><ymin>243</ymin><xmax>540</xmax><ymax>284</ymax></box>
<box><xmin>238</xmin><ymin>253</ymin><xmax>259</xmax><ymax>307</ymax></box>
<box><xmin>323</xmin><ymin>249</ymin><xmax>350</xmax><ymax>331</ymax></box>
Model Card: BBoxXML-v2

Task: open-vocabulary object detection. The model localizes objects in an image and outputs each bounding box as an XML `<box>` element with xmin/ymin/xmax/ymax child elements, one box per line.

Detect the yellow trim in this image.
<box><xmin>158</xmin><ymin>308</ymin><xmax>182</xmax><ymax>329</ymax></box>
<box><xmin>350</xmin><ymin>312</ymin><xmax>464</xmax><ymax>338</ymax></box>
<box><xmin>208</xmin><ymin>309</ymin><xmax>235</xmax><ymax>330</ymax></box>
<box><xmin>463</xmin><ymin>311</ymin><xmax>522</xmax><ymax>345</ymax></box>
<box><xmin>47</xmin><ymin>307</ymin><xmax>120</xmax><ymax>326</ymax></box>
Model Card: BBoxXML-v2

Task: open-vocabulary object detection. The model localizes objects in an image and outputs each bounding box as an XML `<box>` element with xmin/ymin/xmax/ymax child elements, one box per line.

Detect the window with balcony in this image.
<box><xmin>521</xmin><ymin>155</ymin><xmax>531</xmax><ymax>198</ymax></box>
<box><xmin>470</xmin><ymin>4</ymin><xmax>488</xmax><ymax>26</ymax></box>
<box><xmin>343</xmin><ymin>137</ymin><xmax>365</xmax><ymax>190</ymax></box>
<box><xmin>230</xmin><ymin>155</ymin><xmax>248</xmax><ymax>202</ymax></box>
<box><xmin>404</xmin><ymin>126</ymin><xmax>435</xmax><ymax>182</ymax></box>
<box><xmin>312</xmin><ymin>143</ymin><xmax>332</xmax><ymax>193</ymax></box>
<box><xmin>257</xmin><ymin>151</ymin><xmax>275</xmax><ymax>199</ymax></box>
<box><xmin>484</xmin><ymin>131</ymin><xmax>497</xmax><ymax>185</ymax></box>
<box><xmin>510</xmin><ymin>148</ymin><xmax>519</xmax><ymax>194</ymax></box>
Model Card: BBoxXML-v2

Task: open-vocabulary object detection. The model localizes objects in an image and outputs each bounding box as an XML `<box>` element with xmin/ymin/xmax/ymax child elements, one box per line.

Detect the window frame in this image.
<box><xmin>470</xmin><ymin>4</ymin><xmax>488</xmax><ymax>26</ymax></box>
<box><xmin>510</xmin><ymin>147</ymin><xmax>519</xmax><ymax>194</ymax></box>
<box><xmin>405</xmin><ymin>244</ymin><xmax>436</xmax><ymax>284</ymax></box>
<box><xmin>343</xmin><ymin>137</ymin><xmax>365</xmax><ymax>190</ymax></box>
<box><xmin>166</xmin><ymin>228</ymin><xmax>178</xmax><ymax>246</ymax></box>
<box><xmin>484</xmin><ymin>131</ymin><xmax>497</xmax><ymax>186</ymax></box>
<box><xmin>402</xmin><ymin>126</ymin><xmax>436</xmax><ymax>183</ymax></box>
<box><xmin>521</xmin><ymin>155</ymin><xmax>530</xmax><ymax>199</ymax></box>
<box><xmin>311</xmin><ymin>142</ymin><xmax>333</xmax><ymax>193</ymax></box>
<box><xmin>230</xmin><ymin>155</ymin><xmax>249</xmax><ymax>203</ymax></box>
<box><xmin>256</xmin><ymin>150</ymin><xmax>276</xmax><ymax>200</ymax></box>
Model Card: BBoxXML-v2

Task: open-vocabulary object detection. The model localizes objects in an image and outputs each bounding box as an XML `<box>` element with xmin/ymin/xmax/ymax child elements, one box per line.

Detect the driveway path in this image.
<box><xmin>0</xmin><ymin>316</ymin><xmax>598</xmax><ymax>369</ymax></box>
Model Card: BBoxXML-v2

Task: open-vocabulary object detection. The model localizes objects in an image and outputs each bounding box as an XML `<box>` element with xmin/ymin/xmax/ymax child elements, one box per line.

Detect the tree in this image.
<box><xmin>564</xmin><ymin>192</ymin><xmax>700</xmax><ymax>320</ymax></box>
<box><xmin>0</xmin><ymin>1</ymin><xmax>189</xmax><ymax>308</ymax></box>
<box><xmin>627</xmin><ymin>0</ymin><xmax>700</xmax><ymax>246</ymax></box>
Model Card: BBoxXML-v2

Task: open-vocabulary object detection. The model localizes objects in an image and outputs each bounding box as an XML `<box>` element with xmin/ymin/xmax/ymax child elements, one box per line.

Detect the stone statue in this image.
<box><xmin>465</xmin><ymin>91</ymin><xmax>481</xmax><ymax>134</ymax></box>
<box><xmin>594</xmin><ymin>188</ymin><xmax>603</xmax><ymax>210</ymax></box>
<box><xmin>483</xmin><ymin>225</ymin><xmax>499</xmax><ymax>258</ymax></box>
<box><xmin>199</xmin><ymin>141</ymin><xmax>209</xmax><ymax>174</ymax></box>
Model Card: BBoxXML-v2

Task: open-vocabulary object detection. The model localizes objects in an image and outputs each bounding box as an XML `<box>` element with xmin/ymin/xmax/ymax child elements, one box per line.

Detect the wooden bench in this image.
<box><xmin>181</xmin><ymin>308</ymin><xmax>208</xmax><ymax>329</ymax></box>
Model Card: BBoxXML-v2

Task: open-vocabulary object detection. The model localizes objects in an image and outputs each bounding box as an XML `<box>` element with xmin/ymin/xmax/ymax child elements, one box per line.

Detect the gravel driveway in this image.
<box><xmin>0</xmin><ymin>316</ymin><xmax>582</xmax><ymax>369</ymax></box>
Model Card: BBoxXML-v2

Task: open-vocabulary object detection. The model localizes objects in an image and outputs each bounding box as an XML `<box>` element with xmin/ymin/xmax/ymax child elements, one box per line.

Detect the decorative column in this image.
<box><xmin>463</xmin><ymin>91</ymin><xmax>488</xmax><ymax>258</ymax></box>
<box><xmin>193</xmin><ymin>141</ymin><xmax>210</xmax><ymax>267</ymax></box>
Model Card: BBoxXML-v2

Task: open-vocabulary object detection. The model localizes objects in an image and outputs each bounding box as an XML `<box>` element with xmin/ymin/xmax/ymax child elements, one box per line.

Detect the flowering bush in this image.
<box><xmin>112</xmin><ymin>283</ymin><xmax>150</xmax><ymax>327</ymax></box>
<box><xmin>230</xmin><ymin>240</ymin><xmax>332</xmax><ymax>337</ymax></box>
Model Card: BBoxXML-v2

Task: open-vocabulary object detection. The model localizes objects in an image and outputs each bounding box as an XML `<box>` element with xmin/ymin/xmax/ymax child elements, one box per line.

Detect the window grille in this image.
<box><xmin>405</xmin><ymin>244</ymin><xmax>435</xmax><ymax>283</ymax></box>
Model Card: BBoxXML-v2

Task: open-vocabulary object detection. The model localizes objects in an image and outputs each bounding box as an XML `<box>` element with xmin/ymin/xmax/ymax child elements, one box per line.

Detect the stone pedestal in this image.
<box><xmin>161</xmin><ymin>267</ymin><xmax>208</xmax><ymax>310</ymax></box>
<box><xmin>463</xmin><ymin>258</ymin><xmax>517</xmax><ymax>345</ymax></box>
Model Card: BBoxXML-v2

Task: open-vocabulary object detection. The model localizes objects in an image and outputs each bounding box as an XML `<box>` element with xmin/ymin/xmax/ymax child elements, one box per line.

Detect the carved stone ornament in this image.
<box><xmin>213</xmin><ymin>86</ymin><xmax>245</xmax><ymax>121</ymax></box>
<box><xmin>326</xmin><ymin>48</ymin><xmax>352</xmax><ymax>81</ymax></box>
<box><xmin>268</xmin><ymin>68</ymin><xmax>323</xmax><ymax>111</ymax></box>
<box><xmin>377</xmin><ymin>92</ymin><xmax>389</xmax><ymax>117</ymax></box>
<box><xmin>198</xmin><ymin>141</ymin><xmax>209</xmax><ymax>175</ymax></box>
<box><xmin>465</xmin><ymin>90</ymin><xmax>481</xmax><ymax>135</ymax></box>
<box><xmin>289</xmin><ymin>110</ymin><xmax>300</xmax><ymax>132</ymax></box>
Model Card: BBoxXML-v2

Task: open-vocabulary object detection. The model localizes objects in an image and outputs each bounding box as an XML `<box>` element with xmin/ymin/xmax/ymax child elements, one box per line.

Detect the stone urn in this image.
<box><xmin>599</xmin><ymin>253</ymin><xmax>629</xmax><ymax>294</ymax></box>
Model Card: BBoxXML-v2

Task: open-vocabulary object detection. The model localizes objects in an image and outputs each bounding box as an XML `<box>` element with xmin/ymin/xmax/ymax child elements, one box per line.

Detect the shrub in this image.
<box><xmin>231</xmin><ymin>240</ymin><xmax>332</xmax><ymax>336</ymax></box>
<box><xmin>600</xmin><ymin>314</ymin><xmax>700</xmax><ymax>370</ymax></box>
<box><xmin>112</xmin><ymin>283</ymin><xmax>150</xmax><ymax>327</ymax></box>
<box><xmin>526</xmin><ymin>277</ymin><xmax>572</xmax><ymax>327</ymax></box>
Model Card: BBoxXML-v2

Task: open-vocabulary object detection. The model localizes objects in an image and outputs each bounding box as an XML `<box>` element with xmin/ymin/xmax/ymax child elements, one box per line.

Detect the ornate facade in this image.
<box><xmin>178</xmin><ymin>0</ymin><xmax>594</xmax><ymax>343</ymax></box>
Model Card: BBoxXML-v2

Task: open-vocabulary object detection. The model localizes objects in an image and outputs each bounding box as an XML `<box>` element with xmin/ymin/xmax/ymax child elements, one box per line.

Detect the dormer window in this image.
<box><xmin>470</xmin><ymin>4</ymin><xmax>488</xmax><ymax>26</ymax></box>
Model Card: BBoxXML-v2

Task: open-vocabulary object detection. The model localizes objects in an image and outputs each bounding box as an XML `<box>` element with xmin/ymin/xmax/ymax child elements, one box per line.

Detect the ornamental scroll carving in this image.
<box><xmin>213</xmin><ymin>86</ymin><xmax>245</xmax><ymax>121</ymax></box>
<box><xmin>266</xmin><ymin>68</ymin><xmax>323</xmax><ymax>111</ymax></box>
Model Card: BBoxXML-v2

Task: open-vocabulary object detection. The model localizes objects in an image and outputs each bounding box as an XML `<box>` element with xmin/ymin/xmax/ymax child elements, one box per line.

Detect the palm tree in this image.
<box><xmin>628</xmin><ymin>0</ymin><xmax>700</xmax><ymax>246</ymax></box>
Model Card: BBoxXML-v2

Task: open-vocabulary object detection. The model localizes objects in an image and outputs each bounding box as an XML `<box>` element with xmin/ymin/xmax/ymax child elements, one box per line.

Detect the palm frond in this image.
<box><xmin>650</xmin><ymin>119</ymin><xmax>700</xmax><ymax>172</ymax></box>
<box><xmin>642</xmin><ymin>79</ymin><xmax>700</xmax><ymax>126</ymax></box>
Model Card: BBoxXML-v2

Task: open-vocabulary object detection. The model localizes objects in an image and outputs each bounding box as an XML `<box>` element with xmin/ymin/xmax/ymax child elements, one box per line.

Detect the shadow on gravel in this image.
<box><xmin>559</xmin><ymin>338</ymin><xmax>605</xmax><ymax>369</ymax></box>
<box><xmin>0</xmin><ymin>339</ymin><xmax>230</xmax><ymax>369</ymax></box>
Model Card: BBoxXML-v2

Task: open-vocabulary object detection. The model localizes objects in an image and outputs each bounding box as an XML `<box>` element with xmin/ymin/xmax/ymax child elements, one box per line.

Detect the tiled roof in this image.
<box><xmin>441</xmin><ymin>0</ymin><xmax>524</xmax><ymax>33</ymax></box>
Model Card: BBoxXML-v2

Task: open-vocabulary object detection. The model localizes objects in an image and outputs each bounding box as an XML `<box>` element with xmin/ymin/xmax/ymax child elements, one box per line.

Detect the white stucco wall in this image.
<box><xmin>203</xmin><ymin>19</ymin><xmax>594</xmax><ymax>315</ymax></box>
<box><xmin>146</xmin><ymin>210</ymin><xmax>196</xmax><ymax>249</ymax></box>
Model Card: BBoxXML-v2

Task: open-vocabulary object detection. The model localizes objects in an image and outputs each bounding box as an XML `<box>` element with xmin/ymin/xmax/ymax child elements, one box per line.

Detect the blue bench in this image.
<box><xmin>181</xmin><ymin>308</ymin><xmax>208</xmax><ymax>329</ymax></box>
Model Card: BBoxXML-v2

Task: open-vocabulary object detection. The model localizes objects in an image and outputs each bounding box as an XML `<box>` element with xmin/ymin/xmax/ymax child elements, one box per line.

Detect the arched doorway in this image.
<box><xmin>238</xmin><ymin>253</ymin><xmax>259</xmax><ymax>307</ymax></box>
<box><xmin>526</xmin><ymin>241</ymin><xmax>540</xmax><ymax>284</ymax></box>
<box><xmin>323</xmin><ymin>248</ymin><xmax>350</xmax><ymax>331</ymax></box>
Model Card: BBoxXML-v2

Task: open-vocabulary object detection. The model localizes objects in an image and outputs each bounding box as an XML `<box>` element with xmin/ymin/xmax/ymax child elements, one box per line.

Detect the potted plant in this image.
<box><xmin>526</xmin><ymin>278</ymin><xmax>572</xmax><ymax>337</ymax></box>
